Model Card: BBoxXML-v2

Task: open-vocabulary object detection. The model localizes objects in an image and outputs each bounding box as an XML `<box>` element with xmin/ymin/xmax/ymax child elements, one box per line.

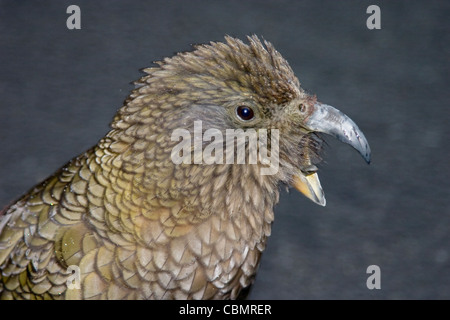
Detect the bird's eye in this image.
<box><xmin>236</xmin><ymin>106</ymin><xmax>255</xmax><ymax>121</ymax></box>
<box><xmin>299</xmin><ymin>103</ymin><xmax>306</xmax><ymax>113</ymax></box>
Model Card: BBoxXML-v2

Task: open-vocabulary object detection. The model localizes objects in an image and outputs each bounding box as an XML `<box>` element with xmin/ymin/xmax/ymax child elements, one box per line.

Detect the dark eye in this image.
<box><xmin>299</xmin><ymin>103</ymin><xmax>306</xmax><ymax>113</ymax></box>
<box><xmin>236</xmin><ymin>106</ymin><xmax>254</xmax><ymax>121</ymax></box>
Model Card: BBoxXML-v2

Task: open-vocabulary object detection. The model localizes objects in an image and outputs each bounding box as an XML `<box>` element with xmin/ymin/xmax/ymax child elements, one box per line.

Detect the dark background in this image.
<box><xmin>0</xmin><ymin>1</ymin><xmax>448</xmax><ymax>299</ymax></box>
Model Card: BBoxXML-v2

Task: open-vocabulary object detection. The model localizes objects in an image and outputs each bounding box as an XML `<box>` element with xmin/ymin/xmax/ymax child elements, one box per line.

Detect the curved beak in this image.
<box><xmin>305</xmin><ymin>103</ymin><xmax>371</xmax><ymax>164</ymax></box>
<box><xmin>293</xmin><ymin>102</ymin><xmax>371</xmax><ymax>206</ymax></box>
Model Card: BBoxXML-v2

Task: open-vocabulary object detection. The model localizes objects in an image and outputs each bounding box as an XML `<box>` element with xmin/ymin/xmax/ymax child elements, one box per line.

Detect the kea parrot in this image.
<box><xmin>0</xmin><ymin>36</ymin><xmax>370</xmax><ymax>299</ymax></box>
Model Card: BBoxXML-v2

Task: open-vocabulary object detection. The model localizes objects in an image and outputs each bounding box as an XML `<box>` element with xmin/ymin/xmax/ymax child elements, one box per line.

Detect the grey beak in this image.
<box><xmin>304</xmin><ymin>103</ymin><xmax>371</xmax><ymax>164</ymax></box>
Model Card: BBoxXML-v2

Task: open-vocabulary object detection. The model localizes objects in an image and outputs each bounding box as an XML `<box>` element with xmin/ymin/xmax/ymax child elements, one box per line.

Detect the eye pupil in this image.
<box><xmin>236</xmin><ymin>106</ymin><xmax>254</xmax><ymax>121</ymax></box>
<box><xmin>299</xmin><ymin>104</ymin><xmax>306</xmax><ymax>113</ymax></box>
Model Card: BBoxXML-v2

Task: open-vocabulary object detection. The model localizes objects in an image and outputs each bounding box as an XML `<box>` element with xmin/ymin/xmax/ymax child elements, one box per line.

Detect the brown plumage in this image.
<box><xmin>0</xmin><ymin>36</ymin><xmax>370</xmax><ymax>299</ymax></box>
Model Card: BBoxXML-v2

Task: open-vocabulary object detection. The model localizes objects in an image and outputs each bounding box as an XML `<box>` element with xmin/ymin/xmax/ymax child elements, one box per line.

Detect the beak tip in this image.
<box><xmin>318</xmin><ymin>198</ymin><xmax>327</xmax><ymax>207</ymax></box>
<box><xmin>363</xmin><ymin>148</ymin><xmax>371</xmax><ymax>164</ymax></box>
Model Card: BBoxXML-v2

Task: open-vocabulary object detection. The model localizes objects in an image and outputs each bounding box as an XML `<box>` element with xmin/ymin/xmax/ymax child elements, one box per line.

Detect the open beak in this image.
<box><xmin>293</xmin><ymin>102</ymin><xmax>371</xmax><ymax>206</ymax></box>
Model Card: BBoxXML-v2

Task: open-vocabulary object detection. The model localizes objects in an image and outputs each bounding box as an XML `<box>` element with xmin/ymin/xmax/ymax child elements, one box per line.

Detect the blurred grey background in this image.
<box><xmin>0</xmin><ymin>0</ymin><xmax>448</xmax><ymax>299</ymax></box>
